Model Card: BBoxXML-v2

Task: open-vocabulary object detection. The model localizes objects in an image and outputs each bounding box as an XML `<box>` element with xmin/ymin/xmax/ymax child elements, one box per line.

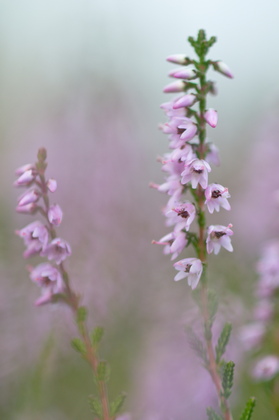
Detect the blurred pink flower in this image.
<box><xmin>42</xmin><ymin>238</ymin><xmax>71</xmax><ymax>265</ymax></box>
<box><xmin>48</xmin><ymin>204</ymin><xmax>63</xmax><ymax>226</ymax></box>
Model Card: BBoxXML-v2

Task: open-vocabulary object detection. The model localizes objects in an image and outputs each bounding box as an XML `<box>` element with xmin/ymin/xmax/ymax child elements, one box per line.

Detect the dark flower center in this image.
<box><xmin>212</xmin><ymin>190</ymin><xmax>221</xmax><ymax>198</ymax></box>
<box><xmin>177</xmin><ymin>128</ymin><xmax>185</xmax><ymax>135</ymax></box>
<box><xmin>178</xmin><ymin>209</ymin><xmax>189</xmax><ymax>218</ymax></box>
<box><xmin>215</xmin><ymin>231</ymin><xmax>226</xmax><ymax>239</ymax></box>
<box><xmin>184</xmin><ymin>264</ymin><xmax>192</xmax><ymax>273</ymax></box>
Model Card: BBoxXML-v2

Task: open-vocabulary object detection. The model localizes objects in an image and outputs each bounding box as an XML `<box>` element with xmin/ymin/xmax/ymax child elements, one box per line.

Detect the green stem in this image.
<box><xmin>195</xmin><ymin>51</ymin><xmax>233</xmax><ymax>420</ymax></box>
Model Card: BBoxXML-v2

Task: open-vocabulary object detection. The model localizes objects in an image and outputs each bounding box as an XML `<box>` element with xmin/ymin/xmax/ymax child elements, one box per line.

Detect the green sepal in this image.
<box><xmin>221</xmin><ymin>361</ymin><xmax>235</xmax><ymax>399</ymax></box>
<box><xmin>76</xmin><ymin>306</ymin><xmax>87</xmax><ymax>323</ymax></box>
<box><xmin>71</xmin><ymin>338</ymin><xmax>86</xmax><ymax>356</ymax></box>
<box><xmin>239</xmin><ymin>397</ymin><xmax>256</xmax><ymax>420</ymax></box>
<box><xmin>215</xmin><ymin>323</ymin><xmax>232</xmax><ymax>364</ymax></box>
<box><xmin>206</xmin><ymin>407</ymin><xmax>222</xmax><ymax>420</ymax></box>
<box><xmin>186</xmin><ymin>327</ymin><xmax>208</xmax><ymax>365</ymax></box>
<box><xmin>110</xmin><ymin>392</ymin><xmax>127</xmax><ymax>416</ymax></box>
<box><xmin>88</xmin><ymin>395</ymin><xmax>103</xmax><ymax>418</ymax></box>
<box><xmin>91</xmin><ymin>326</ymin><xmax>104</xmax><ymax>347</ymax></box>
<box><xmin>97</xmin><ymin>360</ymin><xmax>110</xmax><ymax>383</ymax></box>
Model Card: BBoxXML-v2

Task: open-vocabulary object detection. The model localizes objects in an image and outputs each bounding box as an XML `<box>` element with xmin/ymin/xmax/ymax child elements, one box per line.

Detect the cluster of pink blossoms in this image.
<box><xmin>241</xmin><ymin>239</ymin><xmax>279</xmax><ymax>381</ymax></box>
<box><xmin>14</xmin><ymin>149</ymin><xmax>71</xmax><ymax>305</ymax></box>
<box><xmin>152</xmin><ymin>52</ymin><xmax>233</xmax><ymax>289</ymax></box>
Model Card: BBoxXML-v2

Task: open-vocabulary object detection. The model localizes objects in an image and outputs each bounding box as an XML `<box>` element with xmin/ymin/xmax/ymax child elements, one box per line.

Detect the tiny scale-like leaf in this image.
<box><xmin>71</xmin><ymin>338</ymin><xmax>86</xmax><ymax>355</ymax></box>
<box><xmin>91</xmin><ymin>326</ymin><xmax>104</xmax><ymax>347</ymax></box>
<box><xmin>110</xmin><ymin>392</ymin><xmax>127</xmax><ymax>416</ymax></box>
<box><xmin>88</xmin><ymin>396</ymin><xmax>103</xmax><ymax>418</ymax></box>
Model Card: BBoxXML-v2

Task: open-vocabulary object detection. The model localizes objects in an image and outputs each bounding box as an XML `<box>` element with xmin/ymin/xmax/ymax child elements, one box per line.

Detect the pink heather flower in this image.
<box><xmin>173</xmin><ymin>94</ymin><xmax>196</xmax><ymax>109</ymax></box>
<box><xmin>152</xmin><ymin>230</ymin><xmax>187</xmax><ymax>260</ymax></box>
<box><xmin>162</xmin><ymin>117</ymin><xmax>187</xmax><ymax>135</ymax></box>
<box><xmin>153</xmin><ymin>177</ymin><xmax>183</xmax><ymax>201</ymax></box>
<box><xmin>181</xmin><ymin>159</ymin><xmax>211</xmax><ymax>189</ymax></box>
<box><xmin>204</xmin><ymin>109</ymin><xmax>218</xmax><ymax>128</ymax></box>
<box><xmin>16</xmin><ymin>221</ymin><xmax>49</xmax><ymax>258</ymax></box>
<box><xmin>17</xmin><ymin>188</ymin><xmax>40</xmax><ymax>207</ymax></box>
<box><xmin>48</xmin><ymin>204</ymin><xmax>63</xmax><ymax>226</ymax></box>
<box><xmin>177</xmin><ymin>120</ymin><xmax>197</xmax><ymax>141</ymax></box>
<box><xmin>215</xmin><ymin>61</ymin><xmax>234</xmax><ymax>79</ymax></box>
<box><xmin>163</xmin><ymin>117</ymin><xmax>194</xmax><ymax>149</ymax></box>
<box><xmin>15</xmin><ymin>163</ymin><xmax>35</xmax><ymax>176</ymax></box>
<box><xmin>168</xmin><ymin>144</ymin><xmax>194</xmax><ymax>164</ymax></box>
<box><xmin>166</xmin><ymin>54</ymin><xmax>188</xmax><ymax>64</ymax></box>
<box><xmin>14</xmin><ymin>169</ymin><xmax>36</xmax><ymax>187</ymax></box>
<box><xmin>168</xmin><ymin>68</ymin><xmax>197</xmax><ymax>80</ymax></box>
<box><xmin>16</xmin><ymin>202</ymin><xmax>37</xmax><ymax>214</ymax></box>
<box><xmin>163</xmin><ymin>81</ymin><xmax>185</xmax><ymax>93</ymax></box>
<box><xmin>42</xmin><ymin>238</ymin><xmax>71</xmax><ymax>265</ymax></box>
<box><xmin>239</xmin><ymin>323</ymin><xmax>265</xmax><ymax>351</ymax></box>
<box><xmin>160</xmin><ymin>99</ymin><xmax>185</xmax><ymax>118</ymax></box>
<box><xmin>47</xmin><ymin>178</ymin><xmax>57</xmax><ymax>193</ymax></box>
<box><xmin>168</xmin><ymin>202</ymin><xmax>196</xmax><ymax>231</ymax></box>
<box><xmin>173</xmin><ymin>258</ymin><xmax>203</xmax><ymax>289</ymax></box>
<box><xmin>206</xmin><ymin>224</ymin><xmax>233</xmax><ymax>255</ymax></box>
<box><xmin>29</xmin><ymin>262</ymin><xmax>64</xmax><ymax>306</ymax></box>
<box><xmin>252</xmin><ymin>356</ymin><xmax>279</xmax><ymax>381</ymax></box>
<box><xmin>204</xmin><ymin>183</ymin><xmax>231</xmax><ymax>213</ymax></box>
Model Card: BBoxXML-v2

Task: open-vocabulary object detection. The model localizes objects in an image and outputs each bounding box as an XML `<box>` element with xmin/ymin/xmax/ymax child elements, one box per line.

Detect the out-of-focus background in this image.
<box><xmin>2</xmin><ymin>1</ymin><xmax>279</xmax><ymax>419</ymax></box>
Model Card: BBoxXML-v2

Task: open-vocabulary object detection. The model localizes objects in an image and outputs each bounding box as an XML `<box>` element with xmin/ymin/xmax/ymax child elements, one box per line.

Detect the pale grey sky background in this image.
<box><xmin>1</xmin><ymin>0</ymin><xmax>278</xmax><ymax>138</ymax></box>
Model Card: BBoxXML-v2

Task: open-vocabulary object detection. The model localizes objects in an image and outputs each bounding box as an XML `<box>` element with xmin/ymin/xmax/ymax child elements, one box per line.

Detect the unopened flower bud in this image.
<box><xmin>48</xmin><ymin>204</ymin><xmax>63</xmax><ymax>226</ymax></box>
<box><xmin>166</xmin><ymin>54</ymin><xmax>188</xmax><ymax>65</ymax></box>
<box><xmin>14</xmin><ymin>169</ymin><xmax>36</xmax><ymax>187</ymax></box>
<box><xmin>168</xmin><ymin>68</ymin><xmax>197</xmax><ymax>79</ymax></box>
<box><xmin>18</xmin><ymin>189</ymin><xmax>40</xmax><ymax>207</ymax></box>
<box><xmin>214</xmin><ymin>61</ymin><xmax>234</xmax><ymax>79</ymax></box>
<box><xmin>173</xmin><ymin>94</ymin><xmax>196</xmax><ymax>109</ymax></box>
<box><xmin>15</xmin><ymin>164</ymin><xmax>34</xmax><ymax>176</ymax></box>
<box><xmin>163</xmin><ymin>81</ymin><xmax>185</xmax><ymax>93</ymax></box>
<box><xmin>204</xmin><ymin>109</ymin><xmax>218</xmax><ymax>128</ymax></box>
<box><xmin>16</xmin><ymin>203</ymin><xmax>37</xmax><ymax>214</ymax></box>
<box><xmin>47</xmin><ymin>178</ymin><xmax>57</xmax><ymax>193</ymax></box>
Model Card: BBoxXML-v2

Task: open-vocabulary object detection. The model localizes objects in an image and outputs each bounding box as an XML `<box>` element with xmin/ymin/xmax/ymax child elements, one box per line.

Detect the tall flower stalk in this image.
<box><xmin>152</xmin><ymin>30</ymin><xmax>255</xmax><ymax>420</ymax></box>
<box><xmin>14</xmin><ymin>148</ymin><xmax>125</xmax><ymax>420</ymax></box>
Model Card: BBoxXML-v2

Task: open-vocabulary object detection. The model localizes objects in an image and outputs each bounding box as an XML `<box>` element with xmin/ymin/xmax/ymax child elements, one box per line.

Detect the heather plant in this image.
<box><xmin>240</xmin><ymin>195</ymin><xmax>279</xmax><ymax>416</ymax></box>
<box><xmin>151</xmin><ymin>30</ymin><xmax>255</xmax><ymax>420</ymax></box>
<box><xmin>14</xmin><ymin>148</ymin><xmax>126</xmax><ymax>420</ymax></box>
